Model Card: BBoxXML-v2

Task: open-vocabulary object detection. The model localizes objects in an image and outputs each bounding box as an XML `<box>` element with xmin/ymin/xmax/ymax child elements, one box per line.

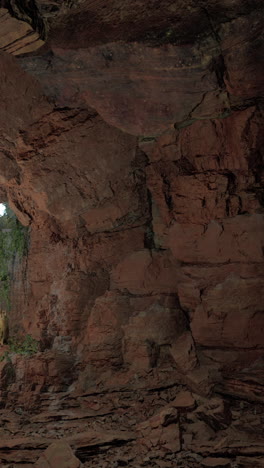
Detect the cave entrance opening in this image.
<box><xmin>0</xmin><ymin>203</ymin><xmax>28</xmax><ymax>312</ymax></box>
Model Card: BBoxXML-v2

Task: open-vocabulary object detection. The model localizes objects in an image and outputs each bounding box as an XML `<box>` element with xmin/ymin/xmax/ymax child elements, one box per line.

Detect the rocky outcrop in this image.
<box><xmin>0</xmin><ymin>5</ymin><xmax>44</xmax><ymax>55</ymax></box>
<box><xmin>0</xmin><ymin>383</ymin><xmax>264</xmax><ymax>466</ymax></box>
<box><xmin>19</xmin><ymin>10</ymin><xmax>264</xmax><ymax>135</ymax></box>
<box><xmin>0</xmin><ymin>0</ymin><xmax>263</xmax><ymax>466</ymax></box>
<box><xmin>36</xmin><ymin>441</ymin><xmax>83</xmax><ymax>468</ymax></box>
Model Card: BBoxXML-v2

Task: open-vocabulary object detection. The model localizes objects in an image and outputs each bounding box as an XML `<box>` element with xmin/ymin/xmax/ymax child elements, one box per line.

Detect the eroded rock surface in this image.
<box><xmin>0</xmin><ymin>0</ymin><xmax>263</xmax><ymax>466</ymax></box>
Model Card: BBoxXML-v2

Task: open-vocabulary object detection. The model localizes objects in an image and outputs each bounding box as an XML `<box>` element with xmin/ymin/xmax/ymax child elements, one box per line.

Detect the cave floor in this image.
<box><xmin>0</xmin><ymin>366</ymin><xmax>263</xmax><ymax>467</ymax></box>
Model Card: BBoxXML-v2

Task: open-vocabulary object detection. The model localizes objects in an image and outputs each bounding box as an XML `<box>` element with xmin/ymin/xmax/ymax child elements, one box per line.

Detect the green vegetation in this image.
<box><xmin>0</xmin><ymin>350</ymin><xmax>11</xmax><ymax>362</ymax></box>
<box><xmin>0</xmin><ymin>204</ymin><xmax>28</xmax><ymax>309</ymax></box>
<box><xmin>0</xmin><ymin>205</ymin><xmax>35</xmax><ymax>363</ymax></box>
<box><xmin>0</xmin><ymin>334</ymin><xmax>39</xmax><ymax>361</ymax></box>
<box><xmin>8</xmin><ymin>334</ymin><xmax>39</xmax><ymax>355</ymax></box>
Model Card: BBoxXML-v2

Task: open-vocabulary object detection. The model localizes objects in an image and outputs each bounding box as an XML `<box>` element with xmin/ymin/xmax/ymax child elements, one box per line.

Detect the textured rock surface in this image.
<box><xmin>0</xmin><ymin>6</ymin><xmax>44</xmax><ymax>55</ymax></box>
<box><xmin>0</xmin><ymin>0</ymin><xmax>263</xmax><ymax>466</ymax></box>
<box><xmin>35</xmin><ymin>440</ymin><xmax>82</xmax><ymax>467</ymax></box>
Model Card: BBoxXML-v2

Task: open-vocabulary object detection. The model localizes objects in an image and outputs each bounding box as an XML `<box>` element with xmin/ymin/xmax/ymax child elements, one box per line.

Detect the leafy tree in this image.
<box><xmin>0</xmin><ymin>204</ymin><xmax>28</xmax><ymax>309</ymax></box>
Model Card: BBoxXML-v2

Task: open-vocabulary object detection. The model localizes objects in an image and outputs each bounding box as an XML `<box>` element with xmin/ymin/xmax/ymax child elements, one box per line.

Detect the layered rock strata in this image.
<box><xmin>0</xmin><ymin>0</ymin><xmax>263</xmax><ymax>466</ymax></box>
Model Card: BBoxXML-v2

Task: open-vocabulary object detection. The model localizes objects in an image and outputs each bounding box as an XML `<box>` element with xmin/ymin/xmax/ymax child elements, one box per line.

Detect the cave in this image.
<box><xmin>0</xmin><ymin>1</ymin><xmax>263</xmax><ymax>467</ymax></box>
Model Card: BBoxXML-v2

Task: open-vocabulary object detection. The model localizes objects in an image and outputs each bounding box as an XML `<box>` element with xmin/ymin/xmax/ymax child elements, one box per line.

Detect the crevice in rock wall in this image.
<box><xmin>2</xmin><ymin>0</ymin><xmax>47</xmax><ymax>39</ymax></box>
<box><xmin>143</xmin><ymin>189</ymin><xmax>156</xmax><ymax>251</ymax></box>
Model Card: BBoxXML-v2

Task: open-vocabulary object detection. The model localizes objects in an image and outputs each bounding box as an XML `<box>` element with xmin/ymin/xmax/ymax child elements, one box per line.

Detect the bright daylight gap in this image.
<box><xmin>0</xmin><ymin>204</ymin><xmax>6</xmax><ymax>216</ymax></box>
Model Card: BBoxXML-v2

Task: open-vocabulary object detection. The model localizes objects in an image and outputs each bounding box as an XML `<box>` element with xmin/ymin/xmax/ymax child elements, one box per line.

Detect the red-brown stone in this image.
<box><xmin>0</xmin><ymin>1</ymin><xmax>263</xmax><ymax>466</ymax></box>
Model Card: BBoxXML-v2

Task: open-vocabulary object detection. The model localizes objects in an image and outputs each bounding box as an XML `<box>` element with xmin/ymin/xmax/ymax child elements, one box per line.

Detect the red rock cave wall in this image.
<box><xmin>0</xmin><ymin>0</ymin><xmax>263</xmax><ymax>412</ymax></box>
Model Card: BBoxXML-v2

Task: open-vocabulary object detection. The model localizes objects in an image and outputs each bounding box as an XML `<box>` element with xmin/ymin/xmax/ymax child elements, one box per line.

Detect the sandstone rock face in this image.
<box><xmin>36</xmin><ymin>440</ymin><xmax>82</xmax><ymax>468</ymax></box>
<box><xmin>0</xmin><ymin>0</ymin><xmax>263</xmax><ymax>466</ymax></box>
<box><xmin>19</xmin><ymin>12</ymin><xmax>264</xmax><ymax>136</ymax></box>
<box><xmin>0</xmin><ymin>6</ymin><xmax>44</xmax><ymax>55</ymax></box>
